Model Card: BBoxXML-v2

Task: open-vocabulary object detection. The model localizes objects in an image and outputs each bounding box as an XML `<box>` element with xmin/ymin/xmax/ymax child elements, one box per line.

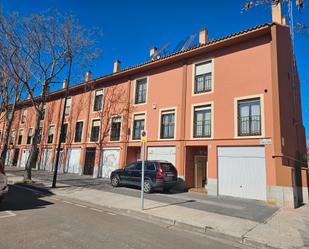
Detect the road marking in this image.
<box><xmin>90</xmin><ymin>208</ymin><xmax>103</xmax><ymax>213</ymax></box>
<box><xmin>74</xmin><ymin>203</ymin><xmax>87</xmax><ymax>208</ymax></box>
<box><xmin>0</xmin><ymin>211</ymin><xmax>16</xmax><ymax>219</ymax></box>
<box><xmin>62</xmin><ymin>200</ymin><xmax>73</xmax><ymax>204</ymax></box>
<box><xmin>106</xmin><ymin>212</ymin><xmax>116</xmax><ymax>216</ymax></box>
<box><xmin>50</xmin><ymin>197</ymin><xmax>59</xmax><ymax>201</ymax></box>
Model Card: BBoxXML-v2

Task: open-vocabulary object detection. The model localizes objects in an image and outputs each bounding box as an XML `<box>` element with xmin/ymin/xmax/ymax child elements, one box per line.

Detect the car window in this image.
<box><xmin>125</xmin><ymin>162</ymin><xmax>137</xmax><ymax>171</ymax></box>
<box><xmin>160</xmin><ymin>162</ymin><xmax>175</xmax><ymax>172</ymax></box>
<box><xmin>135</xmin><ymin>162</ymin><xmax>142</xmax><ymax>171</ymax></box>
<box><xmin>146</xmin><ymin>162</ymin><xmax>156</xmax><ymax>171</ymax></box>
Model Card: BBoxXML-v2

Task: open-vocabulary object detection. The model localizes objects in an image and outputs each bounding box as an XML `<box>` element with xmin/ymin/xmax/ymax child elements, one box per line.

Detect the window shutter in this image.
<box><xmin>195</xmin><ymin>61</ymin><xmax>212</xmax><ymax>76</ymax></box>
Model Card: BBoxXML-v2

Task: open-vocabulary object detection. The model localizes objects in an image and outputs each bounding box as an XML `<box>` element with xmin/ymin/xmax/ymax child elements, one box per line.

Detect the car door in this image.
<box><xmin>121</xmin><ymin>162</ymin><xmax>137</xmax><ymax>185</ymax></box>
<box><xmin>131</xmin><ymin>162</ymin><xmax>142</xmax><ymax>186</ymax></box>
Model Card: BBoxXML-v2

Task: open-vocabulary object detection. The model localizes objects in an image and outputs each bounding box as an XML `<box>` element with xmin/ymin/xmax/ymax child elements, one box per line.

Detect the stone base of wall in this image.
<box><xmin>267</xmin><ymin>185</ymin><xmax>309</xmax><ymax>207</ymax></box>
<box><xmin>206</xmin><ymin>178</ymin><xmax>218</xmax><ymax>196</ymax></box>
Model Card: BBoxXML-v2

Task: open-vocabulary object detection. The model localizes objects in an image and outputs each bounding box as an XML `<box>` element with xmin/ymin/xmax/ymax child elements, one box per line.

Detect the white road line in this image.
<box><xmin>74</xmin><ymin>203</ymin><xmax>87</xmax><ymax>208</ymax></box>
<box><xmin>0</xmin><ymin>211</ymin><xmax>16</xmax><ymax>219</ymax></box>
<box><xmin>50</xmin><ymin>197</ymin><xmax>59</xmax><ymax>201</ymax></box>
<box><xmin>90</xmin><ymin>208</ymin><xmax>103</xmax><ymax>213</ymax></box>
<box><xmin>62</xmin><ymin>200</ymin><xmax>73</xmax><ymax>204</ymax></box>
<box><xmin>106</xmin><ymin>212</ymin><xmax>116</xmax><ymax>216</ymax></box>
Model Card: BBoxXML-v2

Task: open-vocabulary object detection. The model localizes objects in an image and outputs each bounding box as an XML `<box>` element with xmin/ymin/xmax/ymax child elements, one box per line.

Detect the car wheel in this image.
<box><xmin>143</xmin><ymin>180</ymin><xmax>152</xmax><ymax>193</ymax></box>
<box><xmin>111</xmin><ymin>175</ymin><xmax>120</xmax><ymax>187</ymax></box>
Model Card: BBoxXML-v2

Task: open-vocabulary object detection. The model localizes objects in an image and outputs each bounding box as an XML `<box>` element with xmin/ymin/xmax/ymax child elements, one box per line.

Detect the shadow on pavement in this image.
<box><xmin>0</xmin><ymin>184</ymin><xmax>54</xmax><ymax>212</ymax></box>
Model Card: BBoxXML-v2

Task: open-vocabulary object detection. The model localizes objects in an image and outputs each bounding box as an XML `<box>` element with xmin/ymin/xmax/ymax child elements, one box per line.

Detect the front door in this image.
<box><xmin>84</xmin><ymin>148</ymin><xmax>96</xmax><ymax>175</ymax></box>
<box><xmin>12</xmin><ymin>149</ymin><xmax>20</xmax><ymax>166</ymax></box>
<box><xmin>194</xmin><ymin>156</ymin><xmax>207</xmax><ymax>188</ymax></box>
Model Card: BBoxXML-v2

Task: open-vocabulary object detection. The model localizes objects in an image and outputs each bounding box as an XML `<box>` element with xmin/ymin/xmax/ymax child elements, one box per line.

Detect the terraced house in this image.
<box><xmin>1</xmin><ymin>3</ymin><xmax>308</xmax><ymax>207</ymax></box>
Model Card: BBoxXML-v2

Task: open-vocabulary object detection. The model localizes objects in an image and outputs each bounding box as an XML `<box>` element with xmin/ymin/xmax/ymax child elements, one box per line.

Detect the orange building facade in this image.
<box><xmin>1</xmin><ymin>18</ymin><xmax>308</xmax><ymax>207</ymax></box>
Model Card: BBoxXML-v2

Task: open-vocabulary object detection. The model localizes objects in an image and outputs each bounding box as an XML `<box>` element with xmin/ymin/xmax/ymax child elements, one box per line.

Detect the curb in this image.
<box><xmin>10</xmin><ymin>179</ymin><xmax>282</xmax><ymax>249</ymax></box>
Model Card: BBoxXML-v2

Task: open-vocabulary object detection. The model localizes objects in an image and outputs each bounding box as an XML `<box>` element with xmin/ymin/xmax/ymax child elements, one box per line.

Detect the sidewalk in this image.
<box><xmin>6</xmin><ymin>169</ymin><xmax>309</xmax><ymax>249</ymax></box>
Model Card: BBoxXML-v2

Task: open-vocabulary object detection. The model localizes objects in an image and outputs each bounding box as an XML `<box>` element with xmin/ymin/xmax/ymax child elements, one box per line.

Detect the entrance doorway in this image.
<box><xmin>84</xmin><ymin>148</ymin><xmax>96</xmax><ymax>175</ymax></box>
<box><xmin>12</xmin><ymin>149</ymin><xmax>20</xmax><ymax>166</ymax></box>
<box><xmin>194</xmin><ymin>156</ymin><xmax>207</xmax><ymax>188</ymax></box>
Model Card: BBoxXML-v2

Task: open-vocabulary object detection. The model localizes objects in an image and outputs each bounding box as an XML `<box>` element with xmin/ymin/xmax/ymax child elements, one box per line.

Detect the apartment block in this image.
<box><xmin>1</xmin><ymin>5</ymin><xmax>308</xmax><ymax>207</ymax></box>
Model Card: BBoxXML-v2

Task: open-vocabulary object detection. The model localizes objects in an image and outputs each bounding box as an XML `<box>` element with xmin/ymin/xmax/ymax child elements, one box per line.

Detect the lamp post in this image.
<box><xmin>52</xmin><ymin>53</ymin><xmax>73</xmax><ymax>188</ymax></box>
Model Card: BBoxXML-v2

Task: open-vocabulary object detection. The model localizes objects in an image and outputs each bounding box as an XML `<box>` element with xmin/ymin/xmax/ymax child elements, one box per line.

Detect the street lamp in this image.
<box><xmin>52</xmin><ymin>53</ymin><xmax>73</xmax><ymax>188</ymax></box>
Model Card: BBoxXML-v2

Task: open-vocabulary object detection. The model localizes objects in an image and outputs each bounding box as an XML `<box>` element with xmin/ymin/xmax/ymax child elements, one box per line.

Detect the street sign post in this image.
<box><xmin>140</xmin><ymin>130</ymin><xmax>147</xmax><ymax>210</ymax></box>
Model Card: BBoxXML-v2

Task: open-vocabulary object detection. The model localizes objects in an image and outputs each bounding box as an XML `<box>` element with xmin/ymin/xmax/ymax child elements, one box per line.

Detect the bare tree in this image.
<box><xmin>0</xmin><ymin>9</ymin><xmax>100</xmax><ymax>181</ymax></box>
<box><xmin>96</xmin><ymin>85</ymin><xmax>132</xmax><ymax>178</ymax></box>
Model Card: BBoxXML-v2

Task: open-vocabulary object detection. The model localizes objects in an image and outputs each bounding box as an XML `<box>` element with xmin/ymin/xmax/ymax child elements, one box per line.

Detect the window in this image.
<box><xmin>193</xmin><ymin>105</ymin><xmax>211</xmax><ymax>138</ymax></box>
<box><xmin>18</xmin><ymin>129</ymin><xmax>23</xmax><ymax>145</ymax></box>
<box><xmin>160</xmin><ymin>110</ymin><xmax>175</xmax><ymax>139</ymax></box>
<box><xmin>93</xmin><ymin>89</ymin><xmax>103</xmax><ymax>111</ymax></box>
<box><xmin>110</xmin><ymin>116</ymin><xmax>121</xmax><ymax>141</ymax></box>
<box><xmin>65</xmin><ymin>97</ymin><xmax>71</xmax><ymax>116</ymax></box>
<box><xmin>194</xmin><ymin>61</ymin><xmax>212</xmax><ymax>94</ymax></box>
<box><xmin>60</xmin><ymin>123</ymin><xmax>68</xmax><ymax>143</ymax></box>
<box><xmin>40</xmin><ymin>104</ymin><xmax>46</xmax><ymax>120</ymax></box>
<box><xmin>146</xmin><ymin>161</ymin><xmax>156</xmax><ymax>171</ymax></box>
<box><xmin>238</xmin><ymin>98</ymin><xmax>261</xmax><ymax>136</ymax></box>
<box><xmin>90</xmin><ymin>120</ymin><xmax>100</xmax><ymax>142</ymax></box>
<box><xmin>135</xmin><ymin>78</ymin><xmax>147</xmax><ymax>104</ymax></box>
<box><xmin>47</xmin><ymin>126</ymin><xmax>55</xmax><ymax>144</ymax></box>
<box><xmin>10</xmin><ymin>131</ymin><xmax>15</xmax><ymax>145</ymax></box>
<box><xmin>38</xmin><ymin>127</ymin><xmax>43</xmax><ymax>144</ymax></box>
<box><xmin>20</xmin><ymin>109</ymin><xmax>27</xmax><ymax>124</ymax></box>
<box><xmin>27</xmin><ymin>128</ymin><xmax>33</xmax><ymax>145</ymax></box>
<box><xmin>132</xmin><ymin>114</ymin><xmax>145</xmax><ymax>140</ymax></box>
<box><xmin>74</xmin><ymin>121</ymin><xmax>83</xmax><ymax>143</ymax></box>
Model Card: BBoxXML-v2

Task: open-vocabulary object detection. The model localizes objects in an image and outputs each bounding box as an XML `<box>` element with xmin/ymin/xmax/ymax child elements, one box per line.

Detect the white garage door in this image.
<box><xmin>19</xmin><ymin>149</ymin><xmax>30</xmax><ymax>168</ymax></box>
<box><xmin>66</xmin><ymin>148</ymin><xmax>81</xmax><ymax>174</ymax></box>
<box><xmin>40</xmin><ymin>149</ymin><xmax>52</xmax><ymax>171</ymax></box>
<box><xmin>101</xmin><ymin>148</ymin><xmax>120</xmax><ymax>178</ymax></box>
<box><xmin>147</xmin><ymin>147</ymin><xmax>176</xmax><ymax>166</ymax></box>
<box><xmin>218</xmin><ymin>146</ymin><xmax>267</xmax><ymax>201</ymax></box>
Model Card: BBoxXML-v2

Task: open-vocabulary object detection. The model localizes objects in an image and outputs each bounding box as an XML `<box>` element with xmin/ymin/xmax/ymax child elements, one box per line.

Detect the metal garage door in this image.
<box><xmin>101</xmin><ymin>148</ymin><xmax>120</xmax><ymax>178</ymax></box>
<box><xmin>147</xmin><ymin>147</ymin><xmax>176</xmax><ymax>166</ymax></box>
<box><xmin>40</xmin><ymin>149</ymin><xmax>52</xmax><ymax>171</ymax></box>
<box><xmin>218</xmin><ymin>146</ymin><xmax>267</xmax><ymax>201</ymax></box>
<box><xmin>65</xmin><ymin>148</ymin><xmax>81</xmax><ymax>174</ymax></box>
<box><xmin>19</xmin><ymin>149</ymin><xmax>30</xmax><ymax>168</ymax></box>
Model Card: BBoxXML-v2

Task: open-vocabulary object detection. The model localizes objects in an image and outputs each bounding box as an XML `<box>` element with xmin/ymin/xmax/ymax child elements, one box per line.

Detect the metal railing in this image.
<box><xmin>238</xmin><ymin>115</ymin><xmax>261</xmax><ymax>136</ymax></box>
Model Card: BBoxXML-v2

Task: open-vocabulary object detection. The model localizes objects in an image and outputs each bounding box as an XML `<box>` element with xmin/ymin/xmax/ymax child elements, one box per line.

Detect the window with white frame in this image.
<box><xmin>60</xmin><ymin>123</ymin><xmax>68</xmax><ymax>143</ymax></box>
<box><xmin>27</xmin><ymin>128</ymin><xmax>33</xmax><ymax>145</ymax></box>
<box><xmin>90</xmin><ymin>120</ymin><xmax>101</xmax><ymax>142</ymax></box>
<box><xmin>74</xmin><ymin>121</ymin><xmax>83</xmax><ymax>143</ymax></box>
<box><xmin>194</xmin><ymin>61</ymin><xmax>212</xmax><ymax>94</ymax></box>
<box><xmin>38</xmin><ymin>127</ymin><xmax>43</xmax><ymax>144</ymax></box>
<box><xmin>132</xmin><ymin>114</ymin><xmax>145</xmax><ymax>140</ymax></box>
<box><xmin>110</xmin><ymin>116</ymin><xmax>121</xmax><ymax>141</ymax></box>
<box><xmin>47</xmin><ymin>126</ymin><xmax>55</xmax><ymax>144</ymax></box>
<box><xmin>160</xmin><ymin>110</ymin><xmax>175</xmax><ymax>139</ymax></box>
<box><xmin>238</xmin><ymin>98</ymin><xmax>261</xmax><ymax>136</ymax></box>
<box><xmin>10</xmin><ymin>130</ymin><xmax>15</xmax><ymax>145</ymax></box>
<box><xmin>20</xmin><ymin>108</ymin><xmax>27</xmax><ymax>124</ymax></box>
<box><xmin>193</xmin><ymin>105</ymin><xmax>212</xmax><ymax>138</ymax></box>
<box><xmin>65</xmin><ymin>97</ymin><xmax>72</xmax><ymax>116</ymax></box>
<box><xmin>93</xmin><ymin>89</ymin><xmax>103</xmax><ymax>111</ymax></box>
<box><xmin>135</xmin><ymin>78</ymin><xmax>147</xmax><ymax>104</ymax></box>
<box><xmin>17</xmin><ymin>129</ymin><xmax>23</xmax><ymax>145</ymax></box>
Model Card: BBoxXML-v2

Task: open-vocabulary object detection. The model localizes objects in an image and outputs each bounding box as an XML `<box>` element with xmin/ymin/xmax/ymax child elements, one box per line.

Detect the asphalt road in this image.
<box><xmin>0</xmin><ymin>185</ymin><xmax>251</xmax><ymax>249</ymax></box>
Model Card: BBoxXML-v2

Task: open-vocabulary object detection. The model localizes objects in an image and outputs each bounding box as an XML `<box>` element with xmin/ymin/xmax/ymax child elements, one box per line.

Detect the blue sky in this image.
<box><xmin>2</xmin><ymin>0</ymin><xmax>309</xmax><ymax>136</ymax></box>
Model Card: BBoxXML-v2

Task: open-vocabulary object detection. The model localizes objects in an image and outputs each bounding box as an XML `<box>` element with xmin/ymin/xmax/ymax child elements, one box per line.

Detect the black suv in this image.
<box><xmin>110</xmin><ymin>160</ymin><xmax>178</xmax><ymax>193</ymax></box>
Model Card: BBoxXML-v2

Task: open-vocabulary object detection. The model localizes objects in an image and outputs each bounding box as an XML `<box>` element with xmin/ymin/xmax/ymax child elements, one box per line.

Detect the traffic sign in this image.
<box><xmin>141</xmin><ymin>130</ymin><xmax>147</xmax><ymax>142</ymax></box>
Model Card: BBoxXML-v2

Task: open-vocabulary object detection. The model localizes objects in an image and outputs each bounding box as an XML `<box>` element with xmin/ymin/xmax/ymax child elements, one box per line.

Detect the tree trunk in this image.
<box><xmin>0</xmin><ymin>113</ymin><xmax>13</xmax><ymax>167</ymax></box>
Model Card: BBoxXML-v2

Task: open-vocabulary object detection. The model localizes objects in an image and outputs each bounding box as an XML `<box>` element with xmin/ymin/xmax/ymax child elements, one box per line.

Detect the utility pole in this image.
<box><xmin>52</xmin><ymin>54</ymin><xmax>73</xmax><ymax>188</ymax></box>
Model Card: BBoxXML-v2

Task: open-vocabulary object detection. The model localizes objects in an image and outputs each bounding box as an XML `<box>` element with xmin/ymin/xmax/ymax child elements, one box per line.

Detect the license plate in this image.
<box><xmin>166</xmin><ymin>173</ymin><xmax>174</xmax><ymax>177</ymax></box>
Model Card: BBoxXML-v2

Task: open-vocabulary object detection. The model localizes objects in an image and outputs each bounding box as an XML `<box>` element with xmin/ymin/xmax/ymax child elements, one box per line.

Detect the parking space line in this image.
<box><xmin>74</xmin><ymin>203</ymin><xmax>87</xmax><ymax>208</ymax></box>
<box><xmin>90</xmin><ymin>208</ymin><xmax>103</xmax><ymax>213</ymax></box>
<box><xmin>106</xmin><ymin>212</ymin><xmax>116</xmax><ymax>216</ymax></box>
<box><xmin>62</xmin><ymin>200</ymin><xmax>73</xmax><ymax>204</ymax></box>
<box><xmin>0</xmin><ymin>211</ymin><xmax>16</xmax><ymax>219</ymax></box>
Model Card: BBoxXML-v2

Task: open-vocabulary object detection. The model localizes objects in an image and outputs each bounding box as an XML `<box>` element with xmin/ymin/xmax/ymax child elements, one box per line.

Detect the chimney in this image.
<box><xmin>150</xmin><ymin>47</ymin><xmax>157</xmax><ymax>58</ymax></box>
<box><xmin>113</xmin><ymin>60</ymin><xmax>121</xmax><ymax>73</ymax></box>
<box><xmin>199</xmin><ymin>28</ymin><xmax>208</xmax><ymax>45</ymax></box>
<box><xmin>272</xmin><ymin>1</ymin><xmax>283</xmax><ymax>24</ymax></box>
<box><xmin>85</xmin><ymin>71</ymin><xmax>92</xmax><ymax>82</ymax></box>
<box><xmin>62</xmin><ymin>79</ymin><xmax>68</xmax><ymax>89</ymax></box>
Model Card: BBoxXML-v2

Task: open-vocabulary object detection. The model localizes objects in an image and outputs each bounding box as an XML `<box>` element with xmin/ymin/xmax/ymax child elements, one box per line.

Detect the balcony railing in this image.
<box><xmin>193</xmin><ymin>120</ymin><xmax>211</xmax><ymax>138</ymax></box>
<box><xmin>238</xmin><ymin>115</ymin><xmax>261</xmax><ymax>136</ymax></box>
